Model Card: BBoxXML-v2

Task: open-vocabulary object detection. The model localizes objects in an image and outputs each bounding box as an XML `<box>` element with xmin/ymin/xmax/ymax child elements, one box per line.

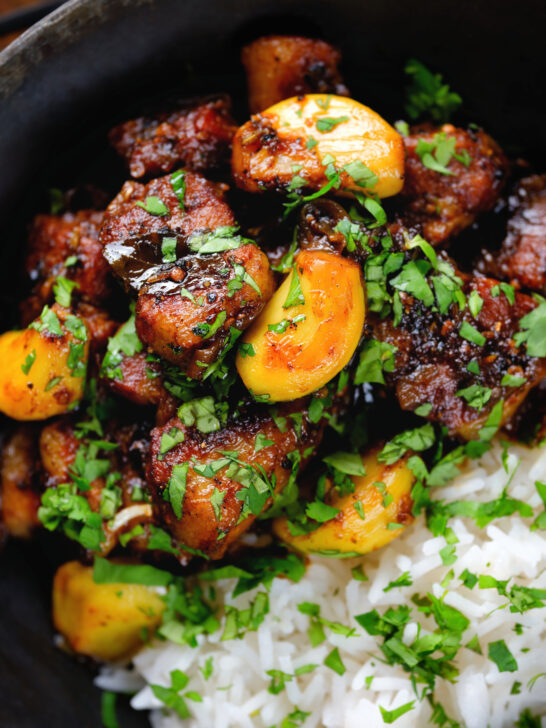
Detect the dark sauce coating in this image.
<box><xmin>399</xmin><ymin>124</ymin><xmax>508</xmax><ymax>245</ymax></box>
<box><xmin>242</xmin><ymin>35</ymin><xmax>348</xmax><ymax>114</ymax></box>
<box><xmin>147</xmin><ymin>399</ymin><xmax>326</xmax><ymax>560</ymax></box>
<box><xmin>109</xmin><ymin>96</ymin><xmax>237</xmax><ymax>179</ymax></box>
<box><xmin>101</xmin><ymin>171</ymin><xmax>275</xmax><ymax>378</ymax></box>
<box><xmin>479</xmin><ymin>174</ymin><xmax>546</xmax><ymax>293</ymax></box>
<box><xmin>135</xmin><ymin>243</ymin><xmax>274</xmax><ymax>377</ymax></box>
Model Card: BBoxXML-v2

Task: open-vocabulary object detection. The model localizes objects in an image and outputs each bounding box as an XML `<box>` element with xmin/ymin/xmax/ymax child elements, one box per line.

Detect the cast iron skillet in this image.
<box><xmin>0</xmin><ymin>1</ymin><xmax>545</xmax><ymax>725</ymax></box>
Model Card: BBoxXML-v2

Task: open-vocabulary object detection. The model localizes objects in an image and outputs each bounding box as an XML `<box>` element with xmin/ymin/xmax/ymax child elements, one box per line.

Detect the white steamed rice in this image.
<box><xmin>96</xmin><ymin>440</ymin><xmax>546</xmax><ymax>727</ymax></box>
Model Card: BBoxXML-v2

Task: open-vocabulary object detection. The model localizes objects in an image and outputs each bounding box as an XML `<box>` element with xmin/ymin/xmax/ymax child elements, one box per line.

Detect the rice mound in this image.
<box><xmin>96</xmin><ymin>441</ymin><xmax>546</xmax><ymax>727</ymax></box>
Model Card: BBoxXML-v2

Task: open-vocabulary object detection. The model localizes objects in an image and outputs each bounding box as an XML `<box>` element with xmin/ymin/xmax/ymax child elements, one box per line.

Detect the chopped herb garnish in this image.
<box><xmin>150</xmin><ymin>670</ymin><xmax>202</xmax><ymax>720</ymax></box>
<box><xmin>170</xmin><ymin>169</ymin><xmax>186</xmax><ymax>210</ymax></box>
<box><xmin>354</xmin><ymin>339</ymin><xmax>397</xmax><ymax>385</ymax></box>
<box><xmin>379</xmin><ymin>701</ymin><xmax>416</xmax><ymax>724</ymax></box>
<box><xmin>193</xmin><ymin>310</ymin><xmax>227</xmax><ymax>340</ymax></box>
<box><xmin>238</xmin><ymin>342</ymin><xmax>255</xmax><ymax>358</ymax></box>
<box><xmin>514</xmin><ymin>299</ymin><xmax>546</xmax><ymax>357</ymax></box>
<box><xmin>135</xmin><ymin>195</ymin><xmax>169</xmax><ymax>216</ymax></box>
<box><xmin>267</xmin><ymin>314</ymin><xmax>306</xmax><ymax>334</ymax></box>
<box><xmin>316</xmin><ymin>115</ymin><xmax>349</xmax><ymax>132</ymax></box>
<box><xmin>283</xmin><ymin>263</ymin><xmax>305</xmax><ymax>308</ymax></box>
<box><xmin>456</xmin><ymin>383</ymin><xmax>492</xmax><ymax>410</ymax></box>
<box><xmin>167</xmin><ymin>463</ymin><xmax>189</xmax><ymax>519</ymax></box>
<box><xmin>161</xmin><ymin>236</ymin><xmax>178</xmax><ymax>263</ymax></box>
<box><xmin>384</xmin><ymin>571</ymin><xmax>413</xmax><ymax>592</ymax></box>
<box><xmin>21</xmin><ymin>349</ymin><xmax>36</xmax><ymax>375</ymax></box>
<box><xmin>459</xmin><ymin>321</ymin><xmax>486</xmax><ymax>346</ymax></box>
<box><xmin>53</xmin><ymin>276</ymin><xmax>79</xmax><ymax>308</ymax></box>
<box><xmin>101</xmin><ymin>691</ymin><xmax>119</xmax><ymax>728</ymax></box>
<box><xmin>488</xmin><ymin>639</ymin><xmax>518</xmax><ymax>672</ymax></box>
<box><xmin>210</xmin><ymin>487</ymin><xmax>226</xmax><ymax>521</ymax></box>
<box><xmin>178</xmin><ymin>397</ymin><xmax>220</xmax><ymax>433</ymax></box>
<box><xmin>159</xmin><ymin>426</ymin><xmax>185</xmax><ymax>459</ymax></box>
<box><xmin>324</xmin><ymin>647</ymin><xmax>346</xmax><ymax>675</ymax></box>
<box><xmin>188</xmin><ymin>226</ymin><xmax>253</xmax><ymax>254</ymax></box>
<box><xmin>404</xmin><ymin>58</ymin><xmax>462</xmax><ymax>122</ymax></box>
<box><xmin>29</xmin><ymin>305</ymin><xmax>63</xmax><ymax>337</ymax></box>
<box><xmin>101</xmin><ymin>313</ymin><xmax>143</xmax><ymax>380</ymax></box>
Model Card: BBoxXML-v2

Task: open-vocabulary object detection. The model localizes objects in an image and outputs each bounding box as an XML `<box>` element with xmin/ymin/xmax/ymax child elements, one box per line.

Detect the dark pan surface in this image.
<box><xmin>0</xmin><ymin>0</ymin><xmax>545</xmax><ymax>725</ymax></box>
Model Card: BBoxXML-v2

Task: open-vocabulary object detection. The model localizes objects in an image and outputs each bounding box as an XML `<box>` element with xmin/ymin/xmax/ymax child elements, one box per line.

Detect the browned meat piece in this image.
<box><xmin>147</xmin><ymin>399</ymin><xmax>326</xmax><ymax>560</ymax></box>
<box><xmin>101</xmin><ymin>171</ymin><xmax>275</xmax><ymax>378</ymax></box>
<box><xmin>22</xmin><ymin>210</ymin><xmax>111</xmax><ymax>322</ymax></box>
<box><xmin>99</xmin><ymin>172</ymin><xmax>235</xmax><ymax>249</ymax></box>
<box><xmin>371</xmin><ymin>273</ymin><xmax>546</xmax><ymax>440</ymax></box>
<box><xmin>109</xmin><ymin>96</ymin><xmax>237</xmax><ymax>179</ymax></box>
<box><xmin>104</xmin><ymin>351</ymin><xmax>166</xmax><ymax>406</ymax></box>
<box><xmin>0</xmin><ymin>426</ymin><xmax>41</xmax><ymax>538</ymax></box>
<box><xmin>135</xmin><ymin>243</ymin><xmax>275</xmax><ymax>377</ymax></box>
<box><xmin>242</xmin><ymin>35</ymin><xmax>348</xmax><ymax>114</ymax></box>
<box><xmin>39</xmin><ymin>418</ymin><xmax>81</xmax><ymax>487</ymax></box>
<box><xmin>480</xmin><ymin>174</ymin><xmax>546</xmax><ymax>293</ymax></box>
<box><xmin>399</xmin><ymin>124</ymin><xmax>508</xmax><ymax>245</ymax></box>
<box><xmin>76</xmin><ymin>303</ymin><xmax>119</xmax><ymax>352</ymax></box>
<box><xmin>39</xmin><ymin>417</ymin><xmax>154</xmax><ymax>552</ymax></box>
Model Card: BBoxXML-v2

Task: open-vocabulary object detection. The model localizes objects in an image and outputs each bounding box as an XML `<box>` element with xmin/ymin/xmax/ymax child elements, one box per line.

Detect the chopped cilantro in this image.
<box><xmin>170</xmin><ymin>169</ymin><xmax>186</xmax><ymax>210</ymax></box>
<box><xmin>514</xmin><ymin>299</ymin><xmax>546</xmax><ymax>357</ymax></box>
<box><xmin>161</xmin><ymin>236</ymin><xmax>178</xmax><ymax>263</ymax></box>
<box><xmin>167</xmin><ymin>463</ymin><xmax>189</xmax><ymax>519</ymax></box>
<box><xmin>188</xmin><ymin>226</ymin><xmax>253</xmax><ymax>254</ymax></box>
<box><xmin>316</xmin><ymin>115</ymin><xmax>349</xmax><ymax>132</ymax></box>
<box><xmin>21</xmin><ymin>349</ymin><xmax>36</xmax><ymax>375</ymax></box>
<box><xmin>93</xmin><ymin>557</ymin><xmax>173</xmax><ymax>587</ymax></box>
<box><xmin>29</xmin><ymin>305</ymin><xmax>63</xmax><ymax>337</ymax></box>
<box><xmin>488</xmin><ymin>639</ymin><xmax>518</xmax><ymax>672</ymax></box>
<box><xmin>459</xmin><ymin>321</ymin><xmax>486</xmax><ymax>346</ymax></box>
<box><xmin>254</xmin><ymin>432</ymin><xmax>274</xmax><ymax>452</ymax></box>
<box><xmin>177</xmin><ymin>397</ymin><xmax>220</xmax><ymax>433</ymax></box>
<box><xmin>210</xmin><ymin>487</ymin><xmax>226</xmax><ymax>521</ymax></box>
<box><xmin>354</xmin><ymin>339</ymin><xmax>397</xmax><ymax>385</ymax></box>
<box><xmin>324</xmin><ymin>647</ymin><xmax>346</xmax><ymax>675</ymax></box>
<box><xmin>150</xmin><ymin>670</ymin><xmax>202</xmax><ymax>720</ymax></box>
<box><xmin>100</xmin><ymin>691</ymin><xmax>119</xmax><ymax>728</ymax></box>
<box><xmin>238</xmin><ymin>342</ymin><xmax>255</xmax><ymax>358</ymax></box>
<box><xmin>379</xmin><ymin>701</ymin><xmax>416</xmax><ymax>724</ymax></box>
<box><xmin>135</xmin><ymin>195</ymin><xmax>169</xmax><ymax>216</ymax></box>
<box><xmin>53</xmin><ymin>276</ymin><xmax>79</xmax><ymax>308</ymax></box>
<box><xmin>323</xmin><ymin>451</ymin><xmax>365</xmax><ymax>476</ymax></box>
<box><xmin>501</xmin><ymin>373</ymin><xmax>526</xmax><ymax>387</ymax></box>
<box><xmin>456</xmin><ymin>383</ymin><xmax>492</xmax><ymax>410</ymax></box>
<box><xmin>404</xmin><ymin>59</ymin><xmax>462</xmax><ymax>122</ymax></box>
<box><xmin>384</xmin><ymin>572</ymin><xmax>413</xmax><ymax>592</ymax></box>
<box><xmin>305</xmin><ymin>500</ymin><xmax>340</xmax><ymax>523</ymax></box>
<box><xmin>283</xmin><ymin>263</ymin><xmax>305</xmax><ymax>308</ymax></box>
<box><xmin>193</xmin><ymin>310</ymin><xmax>227</xmax><ymax>340</ymax></box>
<box><xmin>468</xmin><ymin>290</ymin><xmax>483</xmax><ymax>318</ymax></box>
<box><xmin>159</xmin><ymin>426</ymin><xmax>185</xmax><ymax>459</ymax></box>
<box><xmin>101</xmin><ymin>313</ymin><xmax>143</xmax><ymax>380</ymax></box>
<box><xmin>378</xmin><ymin>423</ymin><xmax>436</xmax><ymax>465</ymax></box>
